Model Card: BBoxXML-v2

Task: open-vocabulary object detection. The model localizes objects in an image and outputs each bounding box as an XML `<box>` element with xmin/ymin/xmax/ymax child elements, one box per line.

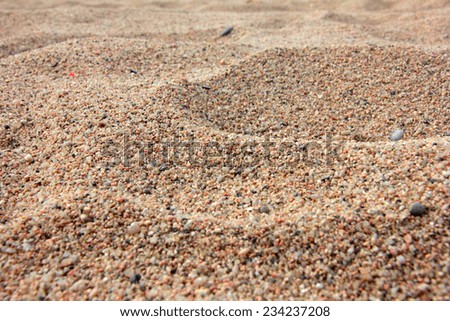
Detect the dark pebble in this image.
<box><xmin>259</xmin><ymin>205</ymin><xmax>270</xmax><ymax>214</ymax></box>
<box><xmin>220</xmin><ymin>26</ymin><xmax>234</xmax><ymax>37</ymax></box>
<box><xmin>130</xmin><ymin>273</ymin><xmax>142</xmax><ymax>284</ymax></box>
<box><xmin>409</xmin><ymin>202</ymin><xmax>427</xmax><ymax>216</ymax></box>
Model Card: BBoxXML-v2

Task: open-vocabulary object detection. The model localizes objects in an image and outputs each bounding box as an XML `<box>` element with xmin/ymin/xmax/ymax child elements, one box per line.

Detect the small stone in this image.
<box><xmin>80</xmin><ymin>214</ymin><xmax>89</xmax><ymax>223</ymax></box>
<box><xmin>403</xmin><ymin>234</ymin><xmax>413</xmax><ymax>243</ymax></box>
<box><xmin>416</xmin><ymin>283</ymin><xmax>430</xmax><ymax>292</ymax></box>
<box><xmin>238</xmin><ymin>248</ymin><xmax>251</xmax><ymax>257</ymax></box>
<box><xmin>390</xmin><ymin>129</ymin><xmax>404</xmax><ymax>141</ymax></box>
<box><xmin>347</xmin><ymin>246</ymin><xmax>355</xmax><ymax>255</ymax></box>
<box><xmin>70</xmin><ymin>279</ymin><xmax>88</xmax><ymax>292</ymax></box>
<box><xmin>259</xmin><ymin>205</ymin><xmax>270</xmax><ymax>214</ymax></box>
<box><xmin>150</xmin><ymin>236</ymin><xmax>158</xmax><ymax>245</ymax></box>
<box><xmin>22</xmin><ymin>243</ymin><xmax>33</xmax><ymax>252</ymax></box>
<box><xmin>20</xmin><ymin>119</ymin><xmax>27</xmax><ymax>126</ymax></box>
<box><xmin>194</xmin><ymin>276</ymin><xmax>208</xmax><ymax>286</ymax></box>
<box><xmin>24</xmin><ymin>154</ymin><xmax>33</xmax><ymax>163</ymax></box>
<box><xmin>220</xmin><ymin>26</ymin><xmax>234</xmax><ymax>37</ymax></box>
<box><xmin>127</xmin><ymin>222</ymin><xmax>141</xmax><ymax>235</ymax></box>
<box><xmin>2</xmin><ymin>247</ymin><xmax>16</xmax><ymax>254</ymax></box>
<box><xmin>409</xmin><ymin>202</ymin><xmax>427</xmax><ymax>216</ymax></box>
<box><xmin>130</xmin><ymin>273</ymin><xmax>141</xmax><ymax>284</ymax></box>
<box><xmin>397</xmin><ymin>255</ymin><xmax>406</xmax><ymax>265</ymax></box>
<box><xmin>60</xmin><ymin>255</ymin><xmax>80</xmax><ymax>268</ymax></box>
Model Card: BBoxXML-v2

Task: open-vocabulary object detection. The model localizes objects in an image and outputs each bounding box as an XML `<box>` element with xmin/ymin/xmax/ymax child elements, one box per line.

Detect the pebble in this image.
<box><xmin>396</xmin><ymin>255</ymin><xmax>406</xmax><ymax>265</ymax></box>
<box><xmin>409</xmin><ymin>202</ymin><xmax>427</xmax><ymax>216</ymax></box>
<box><xmin>416</xmin><ymin>283</ymin><xmax>430</xmax><ymax>292</ymax></box>
<box><xmin>390</xmin><ymin>129</ymin><xmax>404</xmax><ymax>141</ymax></box>
<box><xmin>22</xmin><ymin>243</ymin><xmax>33</xmax><ymax>252</ymax></box>
<box><xmin>60</xmin><ymin>255</ymin><xmax>80</xmax><ymax>268</ymax></box>
<box><xmin>238</xmin><ymin>248</ymin><xmax>251</xmax><ymax>257</ymax></box>
<box><xmin>70</xmin><ymin>280</ymin><xmax>88</xmax><ymax>292</ymax></box>
<box><xmin>259</xmin><ymin>205</ymin><xmax>270</xmax><ymax>214</ymax></box>
<box><xmin>24</xmin><ymin>154</ymin><xmax>33</xmax><ymax>163</ymax></box>
<box><xmin>130</xmin><ymin>274</ymin><xmax>142</xmax><ymax>284</ymax></box>
<box><xmin>194</xmin><ymin>276</ymin><xmax>208</xmax><ymax>286</ymax></box>
<box><xmin>150</xmin><ymin>236</ymin><xmax>159</xmax><ymax>245</ymax></box>
<box><xmin>220</xmin><ymin>26</ymin><xmax>234</xmax><ymax>37</ymax></box>
<box><xmin>127</xmin><ymin>222</ymin><xmax>141</xmax><ymax>235</ymax></box>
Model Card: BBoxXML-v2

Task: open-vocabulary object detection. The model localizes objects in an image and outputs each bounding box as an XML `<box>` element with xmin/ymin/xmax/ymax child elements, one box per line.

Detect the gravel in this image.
<box><xmin>0</xmin><ymin>0</ymin><xmax>449</xmax><ymax>301</ymax></box>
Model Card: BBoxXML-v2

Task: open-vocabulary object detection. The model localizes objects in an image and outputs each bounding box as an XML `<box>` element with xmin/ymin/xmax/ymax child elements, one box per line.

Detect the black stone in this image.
<box><xmin>409</xmin><ymin>202</ymin><xmax>427</xmax><ymax>216</ymax></box>
<box><xmin>220</xmin><ymin>26</ymin><xmax>234</xmax><ymax>37</ymax></box>
<box><xmin>130</xmin><ymin>274</ymin><xmax>142</xmax><ymax>284</ymax></box>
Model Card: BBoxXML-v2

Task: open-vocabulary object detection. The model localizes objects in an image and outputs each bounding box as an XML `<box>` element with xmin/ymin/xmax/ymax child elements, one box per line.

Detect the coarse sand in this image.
<box><xmin>0</xmin><ymin>0</ymin><xmax>449</xmax><ymax>300</ymax></box>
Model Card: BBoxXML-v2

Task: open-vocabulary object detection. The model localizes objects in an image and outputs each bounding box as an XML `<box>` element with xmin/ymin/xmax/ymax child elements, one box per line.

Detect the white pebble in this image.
<box><xmin>347</xmin><ymin>246</ymin><xmax>355</xmax><ymax>255</ymax></box>
<box><xmin>397</xmin><ymin>255</ymin><xmax>406</xmax><ymax>265</ymax></box>
<box><xmin>238</xmin><ymin>248</ymin><xmax>251</xmax><ymax>256</ymax></box>
<box><xmin>127</xmin><ymin>222</ymin><xmax>141</xmax><ymax>235</ymax></box>
<box><xmin>24</xmin><ymin>154</ymin><xmax>33</xmax><ymax>163</ymax></box>
<box><xmin>390</xmin><ymin>129</ymin><xmax>404</xmax><ymax>141</ymax></box>
<box><xmin>22</xmin><ymin>243</ymin><xmax>33</xmax><ymax>251</ymax></box>
<box><xmin>194</xmin><ymin>276</ymin><xmax>208</xmax><ymax>286</ymax></box>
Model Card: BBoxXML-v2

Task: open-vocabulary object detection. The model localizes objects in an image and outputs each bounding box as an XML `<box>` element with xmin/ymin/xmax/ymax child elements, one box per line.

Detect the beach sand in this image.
<box><xmin>0</xmin><ymin>0</ymin><xmax>449</xmax><ymax>300</ymax></box>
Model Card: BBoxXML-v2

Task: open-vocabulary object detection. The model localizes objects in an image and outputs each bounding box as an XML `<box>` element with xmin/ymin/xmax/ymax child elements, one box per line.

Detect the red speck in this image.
<box><xmin>69</xmin><ymin>72</ymin><xmax>75</xmax><ymax>77</ymax></box>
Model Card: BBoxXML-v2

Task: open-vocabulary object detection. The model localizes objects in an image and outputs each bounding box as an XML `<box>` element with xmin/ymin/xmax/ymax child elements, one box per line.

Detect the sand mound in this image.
<box><xmin>158</xmin><ymin>46</ymin><xmax>448</xmax><ymax>141</ymax></box>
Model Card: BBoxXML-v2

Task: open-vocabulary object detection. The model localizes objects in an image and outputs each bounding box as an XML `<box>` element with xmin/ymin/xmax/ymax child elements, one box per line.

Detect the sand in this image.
<box><xmin>0</xmin><ymin>0</ymin><xmax>449</xmax><ymax>300</ymax></box>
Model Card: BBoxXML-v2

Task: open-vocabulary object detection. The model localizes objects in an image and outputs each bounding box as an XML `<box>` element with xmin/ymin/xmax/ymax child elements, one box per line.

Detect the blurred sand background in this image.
<box><xmin>0</xmin><ymin>0</ymin><xmax>449</xmax><ymax>300</ymax></box>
